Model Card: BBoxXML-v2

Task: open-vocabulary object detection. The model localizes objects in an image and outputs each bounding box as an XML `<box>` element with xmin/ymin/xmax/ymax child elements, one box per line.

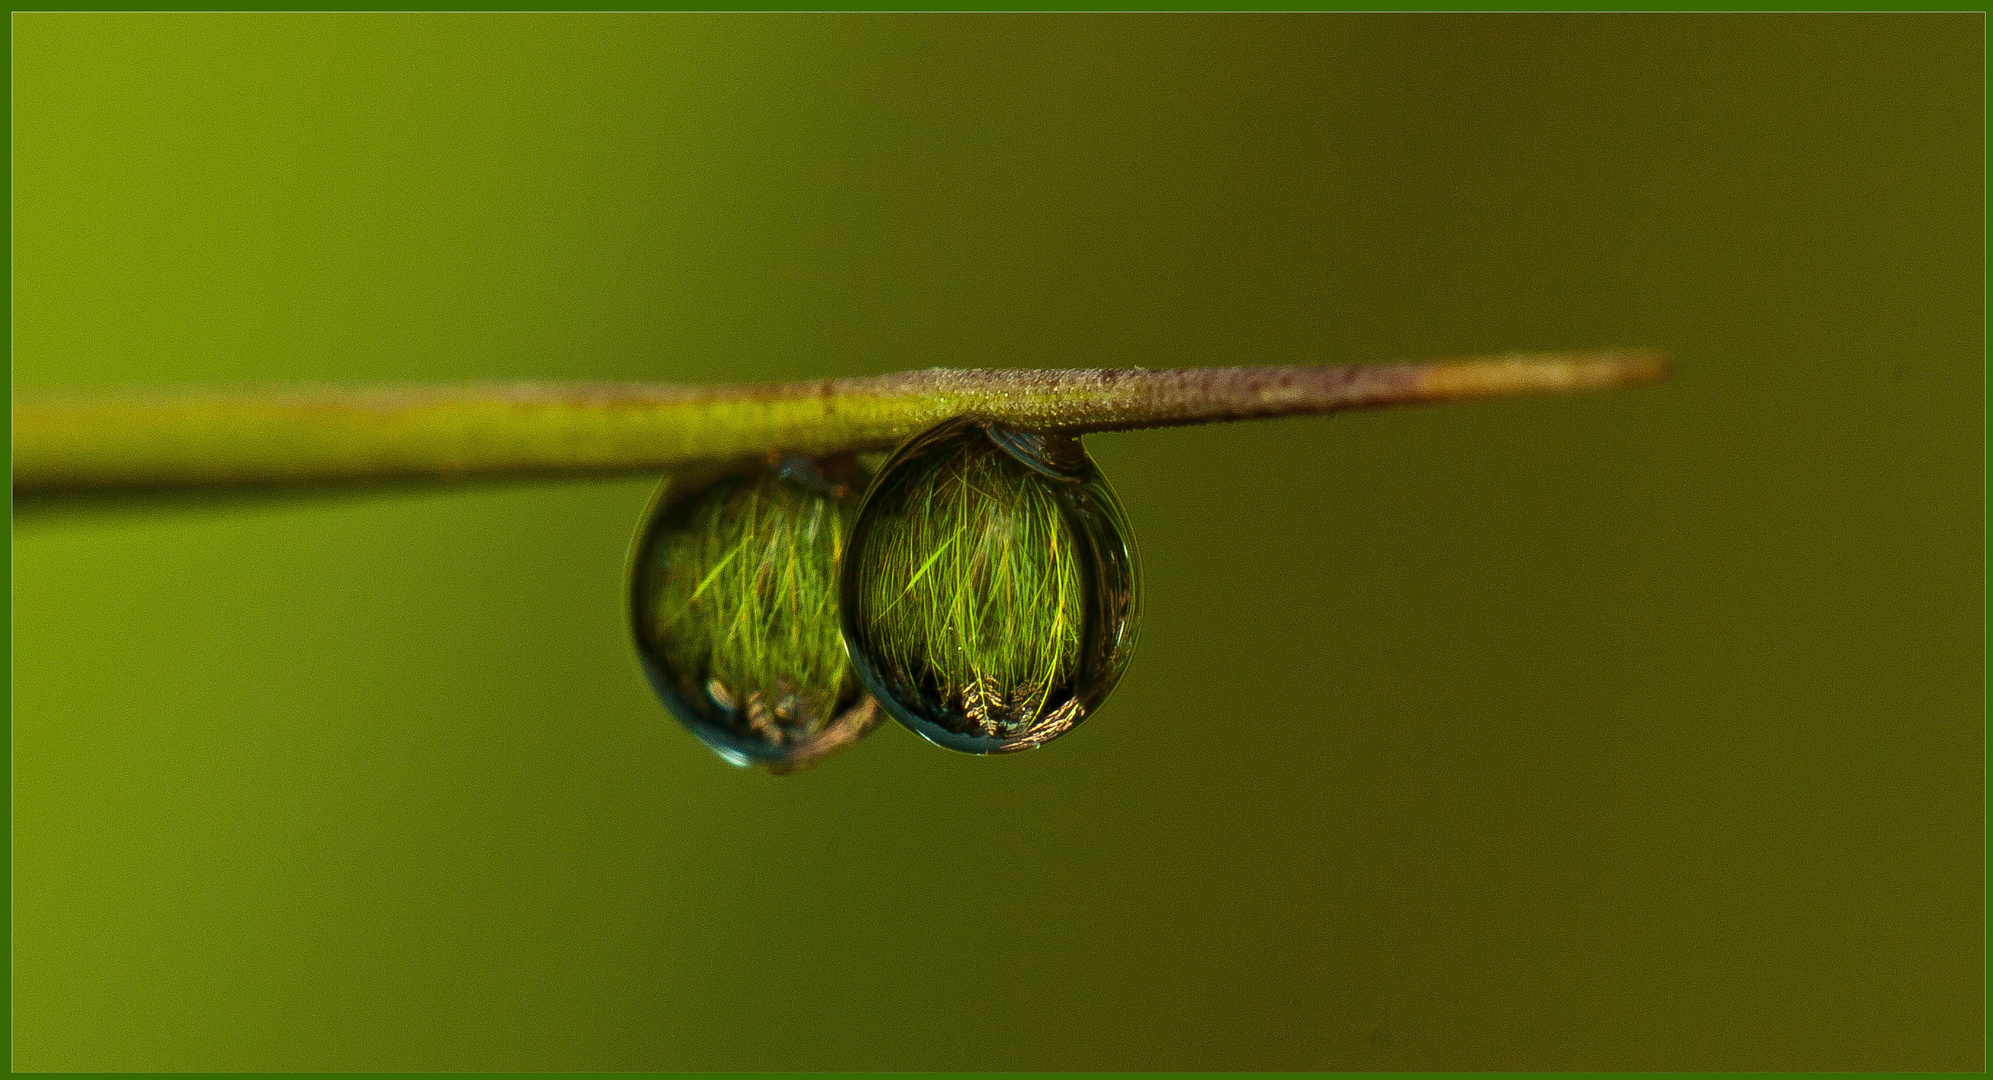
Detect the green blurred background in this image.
<box><xmin>12</xmin><ymin>13</ymin><xmax>1982</xmax><ymax>1070</ymax></box>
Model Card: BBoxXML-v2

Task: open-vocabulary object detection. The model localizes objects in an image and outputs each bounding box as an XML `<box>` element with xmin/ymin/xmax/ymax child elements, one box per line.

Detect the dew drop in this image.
<box><xmin>839</xmin><ymin>418</ymin><xmax>1141</xmax><ymax>754</ymax></box>
<box><xmin>627</xmin><ymin>455</ymin><xmax>880</xmax><ymax>771</ymax></box>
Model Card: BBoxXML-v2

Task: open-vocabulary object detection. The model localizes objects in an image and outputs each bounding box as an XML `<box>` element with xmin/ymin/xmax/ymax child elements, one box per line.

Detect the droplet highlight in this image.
<box><xmin>628</xmin><ymin>455</ymin><xmax>879</xmax><ymax>770</ymax></box>
<box><xmin>839</xmin><ymin>418</ymin><xmax>1140</xmax><ymax>754</ymax></box>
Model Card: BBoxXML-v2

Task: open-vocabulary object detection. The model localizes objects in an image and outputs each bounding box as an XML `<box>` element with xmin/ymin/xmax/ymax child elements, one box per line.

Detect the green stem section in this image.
<box><xmin>13</xmin><ymin>350</ymin><xmax>1668</xmax><ymax>502</ymax></box>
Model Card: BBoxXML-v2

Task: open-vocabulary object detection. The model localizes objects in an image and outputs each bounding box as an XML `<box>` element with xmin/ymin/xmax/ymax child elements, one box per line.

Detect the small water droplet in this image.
<box><xmin>839</xmin><ymin>418</ymin><xmax>1140</xmax><ymax>754</ymax></box>
<box><xmin>627</xmin><ymin>455</ymin><xmax>879</xmax><ymax>769</ymax></box>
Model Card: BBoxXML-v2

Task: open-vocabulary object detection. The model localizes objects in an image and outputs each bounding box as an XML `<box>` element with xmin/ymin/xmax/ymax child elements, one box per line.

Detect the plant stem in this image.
<box><xmin>13</xmin><ymin>350</ymin><xmax>1669</xmax><ymax>503</ymax></box>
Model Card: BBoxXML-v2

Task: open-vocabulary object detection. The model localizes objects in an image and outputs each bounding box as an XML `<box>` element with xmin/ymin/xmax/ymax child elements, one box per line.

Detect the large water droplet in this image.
<box><xmin>839</xmin><ymin>418</ymin><xmax>1140</xmax><ymax>754</ymax></box>
<box><xmin>628</xmin><ymin>455</ymin><xmax>879</xmax><ymax>770</ymax></box>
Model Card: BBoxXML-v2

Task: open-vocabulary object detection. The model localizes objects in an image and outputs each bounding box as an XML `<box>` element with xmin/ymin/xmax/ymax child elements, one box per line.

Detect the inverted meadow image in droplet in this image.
<box><xmin>627</xmin><ymin>455</ymin><xmax>879</xmax><ymax>771</ymax></box>
<box><xmin>839</xmin><ymin>418</ymin><xmax>1141</xmax><ymax>754</ymax></box>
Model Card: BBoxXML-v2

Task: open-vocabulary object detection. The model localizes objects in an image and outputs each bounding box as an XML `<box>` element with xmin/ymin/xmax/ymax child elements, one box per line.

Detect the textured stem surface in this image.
<box><xmin>14</xmin><ymin>350</ymin><xmax>1669</xmax><ymax>502</ymax></box>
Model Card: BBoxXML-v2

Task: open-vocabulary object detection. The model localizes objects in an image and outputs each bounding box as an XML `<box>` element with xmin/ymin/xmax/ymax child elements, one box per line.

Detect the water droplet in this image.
<box><xmin>839</xmin><ymin>418</ymin><xmax>1140</xmax><ymax>754</ymax></box>
<box><xmin>627</xmin><ymin>455</ymin><xmax>880</xmax><ymax>770</ymax></box>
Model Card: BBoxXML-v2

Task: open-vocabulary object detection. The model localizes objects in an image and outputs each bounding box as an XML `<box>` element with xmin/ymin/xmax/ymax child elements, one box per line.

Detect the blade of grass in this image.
<box><xmin>13</xmin><ymin>350</ymin><xmax>1670</xmax><ymax>505</ymax></box>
